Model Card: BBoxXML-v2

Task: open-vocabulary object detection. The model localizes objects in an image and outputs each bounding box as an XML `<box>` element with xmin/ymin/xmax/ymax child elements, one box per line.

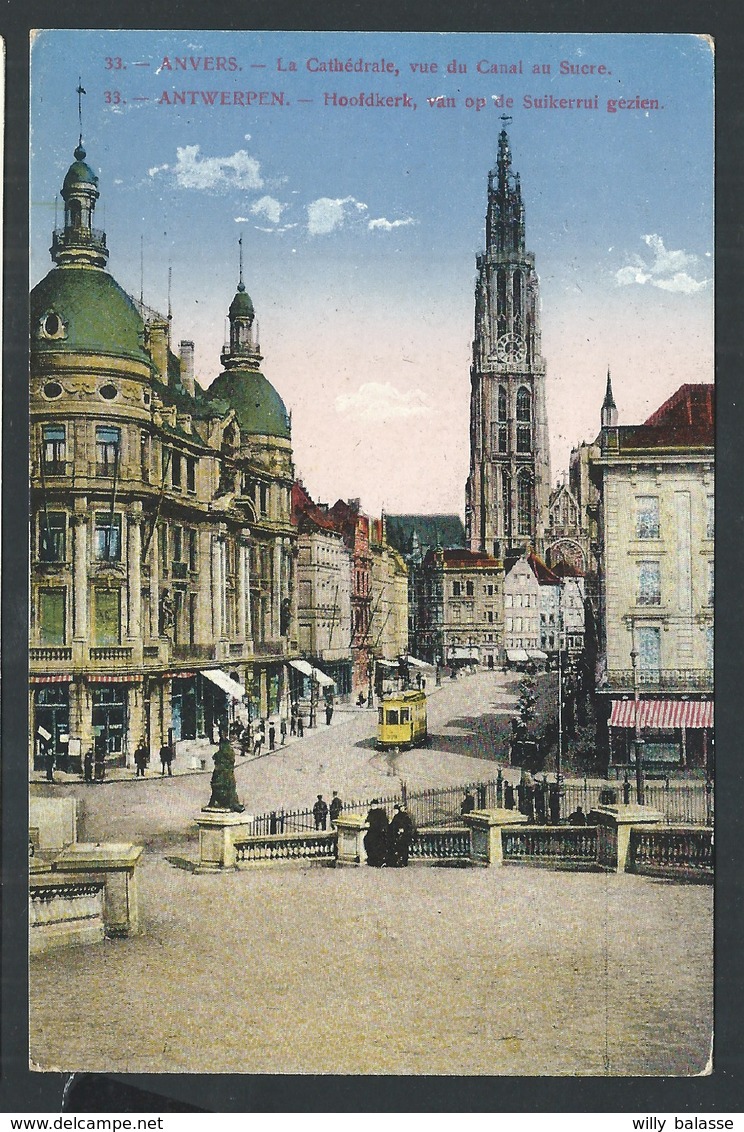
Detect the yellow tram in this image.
<box><xmin>377</xmin><ymin>690</ymin><xmax>428</xmax><ymax>750</ymax></box>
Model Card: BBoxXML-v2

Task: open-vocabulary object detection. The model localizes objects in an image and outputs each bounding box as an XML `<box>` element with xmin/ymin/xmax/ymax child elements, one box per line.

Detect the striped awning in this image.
<box><xmin>30</xmin><ymin>674</ymin><xmax>72</xmax><ymax>684</ymax></box>
<box><xmin>609</xmin><ymin>699</ymin><xmax>713</xmax><ymax>729</ymax></box>
<box><xmin>87</xmin><ymin>674</ymin><xmax>143</xmax><ymax>684</ymax></box>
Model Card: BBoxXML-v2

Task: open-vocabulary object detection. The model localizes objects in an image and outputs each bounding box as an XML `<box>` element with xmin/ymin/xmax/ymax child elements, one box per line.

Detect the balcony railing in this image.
<box><xmin>51</xmin><ymin>227</ymin><xmax>107</xmax><ymax>253</ymax></box>
<box><xmin>253</xmin><ymin>640</ymin><xmax>284</xmax><ymax>657</ymax></box>
<box><xmin>604</xmin><ymin>669</ymin><xmax>713</xmax><ymax>692</ymax></box>
<box><xmin>89</xmin><ymin>646</ymin><xmax>133</xmax><ymax>662</ymax></box>
<box><xmin>30</xmin><ymin>646</ymin><xmax>73</xmax><ymax>662</ymax></box>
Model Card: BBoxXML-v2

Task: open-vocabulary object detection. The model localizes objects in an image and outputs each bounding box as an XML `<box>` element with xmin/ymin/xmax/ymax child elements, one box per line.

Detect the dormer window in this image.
<box><xmin>39</xmin><ymin>311</ymin><xmax>67</xmax><ymax>340</ymax></box>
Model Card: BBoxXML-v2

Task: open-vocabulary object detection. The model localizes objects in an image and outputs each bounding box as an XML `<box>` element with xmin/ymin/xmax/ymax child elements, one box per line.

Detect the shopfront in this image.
<box><xmin>32</xmin><ymin>679</ymin><xmax>71</xmax><ymax>770</ymax></box>
<box><xmin>90</xmin><ymin>680</ymin><xmax>129</xmax><ymax>768</ymax></box>
<box><xmin>608</xmin><ymin>698</ymin><xmax>714</xmax><ymax>773</ymax></box>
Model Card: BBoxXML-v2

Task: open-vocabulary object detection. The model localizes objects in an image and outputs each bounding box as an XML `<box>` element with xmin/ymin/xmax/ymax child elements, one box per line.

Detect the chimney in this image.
<box><xmin>146</xmin><ymin>317</ymin><xmax>169</xmax><ymax>385</ymax></box>
<box><xmin>179</xmin><ymin>340</ymin><xmax>195</xmax><ymax>397</ymax></box>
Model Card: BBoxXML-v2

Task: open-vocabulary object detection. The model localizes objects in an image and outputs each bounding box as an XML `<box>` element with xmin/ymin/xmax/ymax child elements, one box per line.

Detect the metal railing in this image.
<box><xmin>562</xmin><ymin>780</ymin><xmax>712</xmax><ymax>826</ymax></box>
<box><xmin>604</xmin><ymin>669</ymin><xmax>713</xmax><ymax>691</ymax></box>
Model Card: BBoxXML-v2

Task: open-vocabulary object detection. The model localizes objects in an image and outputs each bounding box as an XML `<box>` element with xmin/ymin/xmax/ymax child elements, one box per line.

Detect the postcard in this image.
<box><xmin>28</xmin><ymin>29</ymin><xmax>714</xmax><ymax>1078</ymax></box>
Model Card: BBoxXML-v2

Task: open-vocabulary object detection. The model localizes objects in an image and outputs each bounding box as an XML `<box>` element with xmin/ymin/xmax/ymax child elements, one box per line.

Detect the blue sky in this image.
<box><xmin>31</xmin><ymin>30</ymin><xmax>714</xmax><ymax>515</ymax></box>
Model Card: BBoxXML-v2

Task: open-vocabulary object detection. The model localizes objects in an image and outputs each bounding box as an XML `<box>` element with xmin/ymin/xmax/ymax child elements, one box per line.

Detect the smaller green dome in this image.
<box><xmin>229</xmin><ymin>283</ymin><xmax>254</xmax><ymax>320</ymax></box>
<box><xmin>208</xmin><ymin>367</ymin><xmax>290</xmax><ymax>440</ymax></box>
<box><xmin>62</xmin><ymin>145</ymin><xmax>99</xmax><ymax>194</ymax></box>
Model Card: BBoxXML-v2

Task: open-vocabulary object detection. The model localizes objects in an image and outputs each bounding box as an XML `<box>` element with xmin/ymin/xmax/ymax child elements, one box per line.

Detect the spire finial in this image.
<box><xmin>75</xmin><ymin>79</ymin><xmax>86</xmax><ymax>156</ymax></box>
<box><xmin>238</xmin><ymin>235</ymin><xmax>245</xmax><ymax>292</ymax></box>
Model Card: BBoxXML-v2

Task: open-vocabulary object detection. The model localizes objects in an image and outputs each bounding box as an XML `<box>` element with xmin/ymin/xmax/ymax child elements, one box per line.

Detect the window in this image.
<box><xmin>187</xmin><ymin>457</ymin><xmax>196</xmax><ymax>493</ymax></box>
<box><xmin>505</xmin><ymin>593</ymin><xmax>513</xmax><ymax>608</ymax></box>
<box><xmin>93</xmin><ymin>588</ymin><xmax>121</xmax><ymax>645</ymax></box>
<box><xmin>506</xmin><ymin>617</ymin><xmax>513</xmax><ymax>631</ymax></box>
<box><xmin>502</xmin><ymin>470</ymin><xmax>511</xmax><ymax>537</ymax></box>
<box><xmin>159</xmin><ymin>524</ymin><xmax>168</xmax><ymax>571</ymax></box>
<box><xmin>96</xmin><ymin>426</ymin><xmax>120</xmax><ymax>476</ymax></box>
<box><xmin>516</xmin><ymin>387</ymin><xmax>531</xmax><ymax>453</ymax></box>
<box><xmin>38</xmin><ymin>511</ymin><xmax>66</xmax><ymax>562</ymax></box>
<box><xmin>38</xmin><ymin>588</ymin><xmax>66</xmax><ymax>645</ymax></box>
<box><xmin>452</xmin><ymin>582</ymin><xmax>461</xmax><ymax>597</ymax></box>
<box><xmin>466</xmin><ymin>581</ymin><xmax>474</xmax><ymax>597</ymax></box>
<box><xmin>638</xmin><ymin>626</ymin><xmax>661</xmax><ymax>675</ymax></box>
<box><xmin>94</xmin><ymin>513</ymin><xmax>122</xmax><ymax>561</ymax></box>
<box><xmin>517</xmin><ymin>471</ymin><xmax>533</xmax><ymax>536</ymax></box>
<box><xmin>452</xmin><ymin>606</ymin><xmax>461</xmax><ymax>622</ymax></box>
<box><xmin>173</xmin><ymin>526</ymin><xmax>183</xmax><ymax>562</ymax></box>
<box><xmin>487</xmin><ymin>610</ymin><xmax>494</xmax><ymax>623</ymax></box>
<box><xmin>386</xmin><ymin>710</ymin><xmax>399</xmax><ymax>726</ymax></box>
<box><xmin>497</xmin><ymin>386</ymin><xmax>508</xmax><ymax>452</ymax></box>
<box><xmin>638</xmin><ymin>562</ymin><xmax>661</xmax><ymax>605</ymax></box>
<box><xmin>260</xmin><ymin>483</ymin><xmax>268</xmax><ymax>515</ymax></box>
<box><xmin>636</xmin><ymin>496</ymin><xmax>659</xmax><ymax>539</ymax></box>
<box><xmin>400</xmin><ymin>709</ymin><xmax>410</xmax><ymax>724</ymax></box>
<box><xmin>189</xmin><ymin>529</ymin><xmax>198</xmax><ymax>571</ymax></box>
<box><xmin>706</xmin><ymin>496</ymin><xmax>714</xmax><ymax>539</ymax></box>
<box><xmin>42</xmin><ymin>425</ymin><xmax>66</xmax><ymax>475</ymax></box>
<box><xmin>171</xmin><ymin>451</ymin><xmax>182</xmax><ymax>489</ymax></box>
<box><xmin>140</xmin><ymin>432</ymin><xmax>150</xmax><ymax>480</ymax></box>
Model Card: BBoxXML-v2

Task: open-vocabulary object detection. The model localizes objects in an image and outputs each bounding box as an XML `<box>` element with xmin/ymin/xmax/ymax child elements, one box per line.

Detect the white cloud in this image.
<box><xmin>615</xmin><ymin>233</ymin><xmax>709</xmax><ymax>293</ymax></box>
<box><xmin>250</xmin><ymin>196</ymin><xmax>284</xmax><ymax>224</ymax></box>
<box><xmin>335</xmin><ymin>382</ymin><xmax>433</xmax><ymax>422</ymax></box>
<box><xmin>148</xmin><ymin>163</ymin><xmax>170</xmax><ymax>177</ymax></box>
<box><xmin>368</xmin><ymin>216</ymin><xmax>416</xmax><ymax>231</ymax></box>
<box><xmin>169</xmin><ymin>145</ymin><xmax>263</xmax><ymax>191</ymax></box>
<box><xmin>307</xmin><ymin>196</ymin><xmax>367</xmax><ymax>235</ymax></box>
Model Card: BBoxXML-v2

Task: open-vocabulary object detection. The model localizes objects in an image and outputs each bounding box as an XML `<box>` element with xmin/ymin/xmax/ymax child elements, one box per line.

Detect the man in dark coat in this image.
<box><xmin>159</xmin><ymin>742</ymin><xmax>173</xmax><ymax>776</ymax></box>
<box><xmin>94</xmin><ymin>736</ymin><xmax>107</xmax><ymax>782</ymax></box>
<box><xmin>364</xmin><ymin>800</ymin><xmax>389</xmax><ymax>867</ymax></box>
<box><xmin>83</xmin><ymin>747</ymin><xmax>94</xmax><ymax>784</ymax></box>
<box><xmin>388</xmin><ymin>804</ymin><xmax>415</xmax><ymax>867</ymax></box>
<box><xmin>460</xmin><ymin>788</ymin><xmax>476</xmax><ymax>818</ymax></box>
<box><xmin>313</xmin><ymin>794</ymin><xmax>329</xmax><ymax>830</ymax></box>
<box><xmin>329</xmin><ymin>791</ymin><xmax>343</xmax><ymax>825</ymax></box>
<box><xmin>134</xmin><ymin>739</ymin><xmax>149</xmax><ymax>778</ymax></box>
<box><xmin>504</xmin><ymin>780</ymin><xmax>515</xmax><ymax>810</ymax></box>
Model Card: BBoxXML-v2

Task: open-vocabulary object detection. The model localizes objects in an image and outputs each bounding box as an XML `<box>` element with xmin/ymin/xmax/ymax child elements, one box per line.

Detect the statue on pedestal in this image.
<box><xmin>206</xmin><ymin>737</ymin><xmax>244</xmax><ymax>812</ymax></box>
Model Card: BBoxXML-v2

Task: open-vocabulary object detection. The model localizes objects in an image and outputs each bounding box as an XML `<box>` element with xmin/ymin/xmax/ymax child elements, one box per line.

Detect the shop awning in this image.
<box><xmin>448</xmin><ymin>647</ymin><xmax>480</xmax><ymax>661</ymax></box>
<box><xmin>506</xmin><ymin>649</ymin><xmax>530</xmax><ymax>663</ymax></box>
<box><xmin>199</xmin><ymin>669</ymin><xmax>247</xmax><ymax>701</ymax></box>
<box><xmin>527</xmin><ymin>650</ymin><xmax>548</xmax><ymax>661</ymax></box>
<box><xmin>375</xmin><ymin>659</ymin><xmax>399</xmax><ymax>670</ymax></box>
<box><xmin>30</xmin><ymin>674</ymin><xmax>72</xmax><ymax>684</ymax></box>
<box><xmin>287</xmin><ymin>659</ymin><xmax>335</xmax><ymax>687</ymax></box>
<box><xmin>405</xmin><ymin>655</ymin><xmax>431</xmax><ymax>669</ymax></box>
<box><xmin>609</xmin><ymin>699</ymin><xmax>713</xmax><ymax>729</ymax></box>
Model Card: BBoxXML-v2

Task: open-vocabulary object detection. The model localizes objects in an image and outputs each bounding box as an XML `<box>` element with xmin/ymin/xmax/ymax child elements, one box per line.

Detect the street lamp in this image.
<box><xmin>629</xmin><ymin>641</ymin><xmax>645</xmax><ymax>806</ymax></box>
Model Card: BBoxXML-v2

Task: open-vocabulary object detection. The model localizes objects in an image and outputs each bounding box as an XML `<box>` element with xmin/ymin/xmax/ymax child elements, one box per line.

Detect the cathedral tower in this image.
<box><xmin>465</xmin><ymin>126</ymin><xmax>551</xmax><ymax>558</ymax></box>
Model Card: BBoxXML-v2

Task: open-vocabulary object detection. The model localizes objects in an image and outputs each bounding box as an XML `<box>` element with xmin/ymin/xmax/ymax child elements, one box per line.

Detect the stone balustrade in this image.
<box><xmin>629</xmin><ymin>825</ymin><xmax>713</xmax><ymax>881</ymax></box>
<box><xmin>234</xmin><ymin>831</ymin><xmax>336</xmax><ymax>865</ymax></box>
<box><xmin>411</xmin><ymin>826</ymin><xmax>471</xmax><ymax>861</ymax></box>
<box><xmin>502</xmin><ymin>825</ymin><xmax>598</xmax><ymax>865</ymax></box>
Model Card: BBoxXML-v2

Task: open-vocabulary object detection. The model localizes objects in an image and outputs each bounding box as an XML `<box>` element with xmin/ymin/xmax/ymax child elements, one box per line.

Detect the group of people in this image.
<box><xmin>364</xmin><ymin>801</ymin><xmax>416</xmax><ymax>868</ymax></box>
<box><xmin>312</xmin><ymin>791</ymin><xmax>343</xmax><ymax>830</ymax></box>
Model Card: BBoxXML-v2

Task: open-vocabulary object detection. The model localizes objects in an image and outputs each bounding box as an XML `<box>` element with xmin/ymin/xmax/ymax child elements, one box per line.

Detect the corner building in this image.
<box><xmin>465</xmin><ymin>128</ymin><xmax>551</xmax><ymax>559</ymax></box>
<box><xmin>29</xmin><ymin>137</ymin><xmax>298</xmax><ymax>772</ymax></box>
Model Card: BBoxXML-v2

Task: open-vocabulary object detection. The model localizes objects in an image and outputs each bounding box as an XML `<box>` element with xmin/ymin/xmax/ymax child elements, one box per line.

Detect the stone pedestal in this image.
<box><xmin>196</xmin><ymin>809</ymin><xmax>254</xmax><ymax>872</ymax></box>
<box><xmin>335</xmin><ymin>814</ymin><xmax>368</xmax><ymax>866</ymax></box>
<box><xmin>590</xmin><ymin>804</ymin><xmax>664</xmax><ymax>873</ymax></box>
<box><xmin>29</xmin><ymin>796</ymin><xmax>77</xmax><ymax>853</ymax></box>
<box><xmin>52</xmin><ymin>842</ymin><xmax>143</xmax><ymax>937</ymax></box>
<box><xmin>463</xmin><ymin>808</ymin><xmax>526</xmax><ymax>866</ymax></box>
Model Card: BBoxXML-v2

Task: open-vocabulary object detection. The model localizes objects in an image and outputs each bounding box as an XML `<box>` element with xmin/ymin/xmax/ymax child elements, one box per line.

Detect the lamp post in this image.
<box><xmin>629</xmin><ymin>641</ymin><xmax>645</xmax><ymax>806</ymax></box>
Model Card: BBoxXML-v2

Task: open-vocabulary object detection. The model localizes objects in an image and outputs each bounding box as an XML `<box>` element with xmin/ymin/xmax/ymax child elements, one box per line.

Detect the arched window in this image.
<box><xmin>497</xmin><ymin>269</ymin><xmax>506</xmax><ymax>316</ymax></box>
<box><xmin>497</xmin><ymin>386</ymin><xmax>508</xmax><ymax>453</ymax></box>
<box><xmin>517</xmin><ymin>471</ymin><xmax>533</xmax><ymax>536</ymax></box>
<box><xmin>516</xmin><ymin>387</ymin><xmax>532</xmax><ymax>453</ymax></box>
<box><xmin>512</xmin><ymin>270</ymin><xmax>523</xmax><ymax>320</ymax></box>
<box><xmin>502</xmin><ymin>470</ymin><xmax>512</xmax><ymax>539</ymax></box>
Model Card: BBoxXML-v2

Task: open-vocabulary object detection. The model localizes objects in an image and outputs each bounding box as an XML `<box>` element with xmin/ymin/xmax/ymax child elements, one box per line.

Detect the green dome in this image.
<box><xmin>208</xmin><ymin>368</ymin><xmax>291</xmax><ymax>440</ymax></box>
<box><xmin>31</xmin><ymin>267</ymin><xmax>150</xmax><ymax>366</ymax></box>
<box><xmin>229</xmin><ymin>285</ymin><xmax>254</xmax><ymax>319</ymax></box>
<box><xmin>63</xmin><ymin>160</ymin><xmax>98</xmax><ymax>193</ymax></box>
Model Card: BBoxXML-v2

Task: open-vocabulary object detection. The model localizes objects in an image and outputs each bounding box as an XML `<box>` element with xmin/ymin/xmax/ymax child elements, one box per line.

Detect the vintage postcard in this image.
<box><xmin>28</xmin><ymin>30</ymin><xmax>713</xmax><ymax>1077</ymax></box>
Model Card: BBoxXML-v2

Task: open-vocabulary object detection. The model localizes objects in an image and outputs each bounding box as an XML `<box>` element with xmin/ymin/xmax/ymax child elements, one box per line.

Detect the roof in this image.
<box><xmin>527</xmin><ymin>552</ymin><xmax>561</xmax><ymax>586</ymax></box>
<box><xmin>386</xmin><ymin>514</ymin><xmax>466</xmax><ymax>555</ymax></box>
<box><xmin>31</xmin><ymin>267</ymin><xmax>150</xmax><ymax>366</ymax></box>
<box><xmin>292</xmin><ymin>481</ymin><xmax>342</xmax><ymax>535</ymax></box>
<box><xmin>551</xmin><ymin>559</ymin><xmax>585</xmax><ymax>579</ymax></box>
<box><xmin>605</xmin><ymin>383</ymin><xmax>714</xmax><ymax>452</ymax></box>
<box><xmin>206</xmin><ymin>367</ymin><xmax>291</xmax><ymax>440</ymax></box>
<box><xmin>423</xmin><ymin>547</ymin><xmax>501</xmax><ymax>570</ymax></box>
<box><xmin>229</xmin><ymin>284</ymin><xmax>255</xmax><ymax>319</ymax></box>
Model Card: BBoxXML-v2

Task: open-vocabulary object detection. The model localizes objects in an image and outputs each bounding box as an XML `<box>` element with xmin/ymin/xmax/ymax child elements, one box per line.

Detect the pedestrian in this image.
<box><xmin>280</xmin><ymin>717</ymin><xmax>287</xmax><ymax>745</ymax></box>
<box><xmin>253</xmin><ymin>721</ymin><xmax>264</xmax><ymax>758</ymax></box>
<box><xmin>534</xmin><ymin>775</ymin><xmax>547</xmax><ymax>823</ymax></box>
<box><xmin>364</xmin><ymin>800</ymin><xmax>389</xmax><ymax>867</ymax></box>
<box><xmin>297</xmin><ymin>712</ymin><xmax>304</xmax><ymax>738</ymax></box>
<box><xmin>460</xmin><ymin>788</ymin><xmax>476</xmax><ymax>818</ymax></box>
<box><xmin>325</xmin><ymin>701</ymin><xmax>334</xmax><ymax>726</ymax></box>
<box><xmin>549</xmin><ymin>782</ymin><xmax>561</xmax><ymax>825</ymax></box>
<box><xmin>568</xmin><ymin>805</ymin><xmax>587</xmax><ymax>826</ymax></box>
<box><xmin>94</xmin><ymin>736</ymin><xmax>107</xmax><ymax>783</ymax></box>
<box><xmin>240</xmin><ymin>724</ymin><xmax>252</xmax><ymax>757</ymax></box>
<box><xmin>313</xmin><ymin>794</ymin><xmax>329</xmax><ymax>831</ymax></box>
<box><xmin>83</xmin><ymin>747</ymin><xmax>94</xmax><ymax>785</ymax></box>
<box><xmin>43</xmin><ymin>740</ymin><xmax>55</xmax><ymax>784</ymax></box>
<box><xmin>357</xmin><ymin>691</ymin><xmax>366</xmax><ymax>707</ymax></box>
<box><xmin>290</xmin><ymin>705</ymin><xmax>297</xmax><ymax>736</ymax></box>
<box><xmin>134</xmin><ymin>738</ymin><xmax>149</xmax><ymax>778</ymax></box>
<box><xmin>387</xmin><ymin>803</ymin><xmax>415</xmax><ymax>867</ymax></box>
<box><xmin>159</xmin><ymin>741</ymin><xmax>173</xmax><ymax>777</ymax></box>
<box><xmin>504</xmin><ymin>780</ymin><xmax>515</xmax><ymax>810</ymax></box>
<box><xmin>329</xmin><ymin>790</ymin><xmax>343</xmax><ymax>825</ymax></box>
<box><xmin>268</xmin><ymin>720</ymin><xmax>276</xmax><ymax>750</ymax></box>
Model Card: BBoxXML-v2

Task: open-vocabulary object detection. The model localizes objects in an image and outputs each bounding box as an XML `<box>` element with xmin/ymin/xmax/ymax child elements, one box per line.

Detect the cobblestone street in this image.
<box><xmin>30</xmin><ymin>672</ymin><xmax>713</xmax><ymax>1076</ymax></box>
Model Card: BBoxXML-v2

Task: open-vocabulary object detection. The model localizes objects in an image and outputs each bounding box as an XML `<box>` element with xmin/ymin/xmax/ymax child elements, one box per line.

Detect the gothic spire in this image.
<box><xmin>601</xmin><ymin>366</ymin><xmax>618</xmax><ymax>429</ymax></box>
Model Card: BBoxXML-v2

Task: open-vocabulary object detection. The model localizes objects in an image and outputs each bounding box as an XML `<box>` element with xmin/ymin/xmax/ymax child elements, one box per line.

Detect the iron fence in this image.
<box><xmin>243</xmin><ymin>774</ymin><xmax>712</xmax><ymax>837</ymax></box>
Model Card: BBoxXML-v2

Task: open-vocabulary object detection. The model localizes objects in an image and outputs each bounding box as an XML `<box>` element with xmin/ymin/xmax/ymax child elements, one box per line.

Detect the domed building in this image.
<box><xmin>30</xmin><ymin>135</ymin><xmax>299</xmax><ymax>774</ymax></box>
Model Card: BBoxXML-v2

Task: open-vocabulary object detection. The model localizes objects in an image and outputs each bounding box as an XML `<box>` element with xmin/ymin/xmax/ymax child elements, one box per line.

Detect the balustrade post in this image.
<box><xmin>334</xmin><ymin>814</ymin><xmax>368</xmax><ymax>866</ymax></box>
<box><xmin>590</xmin><ymin>803</ymin><xmax>664</xmax><ymax>873</ymax></box>
<box><xmin>463</xmin><ymin>808</ymin><xmax>526</xmax><ymax>866</ymax></box>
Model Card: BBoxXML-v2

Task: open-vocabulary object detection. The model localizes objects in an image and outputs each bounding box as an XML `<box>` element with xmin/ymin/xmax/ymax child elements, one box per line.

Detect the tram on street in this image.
<box><xmin>377</xmin><ymin>689</ymin><xmax>428</xmax><ymax>750</ymax></box>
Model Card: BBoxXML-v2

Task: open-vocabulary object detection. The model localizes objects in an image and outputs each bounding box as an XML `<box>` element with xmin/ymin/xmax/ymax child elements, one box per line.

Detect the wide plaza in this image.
<box><xmin>29</xmin><ymin>671</ymin><xmax>713</xmax><ymax>1076</ymax></box>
